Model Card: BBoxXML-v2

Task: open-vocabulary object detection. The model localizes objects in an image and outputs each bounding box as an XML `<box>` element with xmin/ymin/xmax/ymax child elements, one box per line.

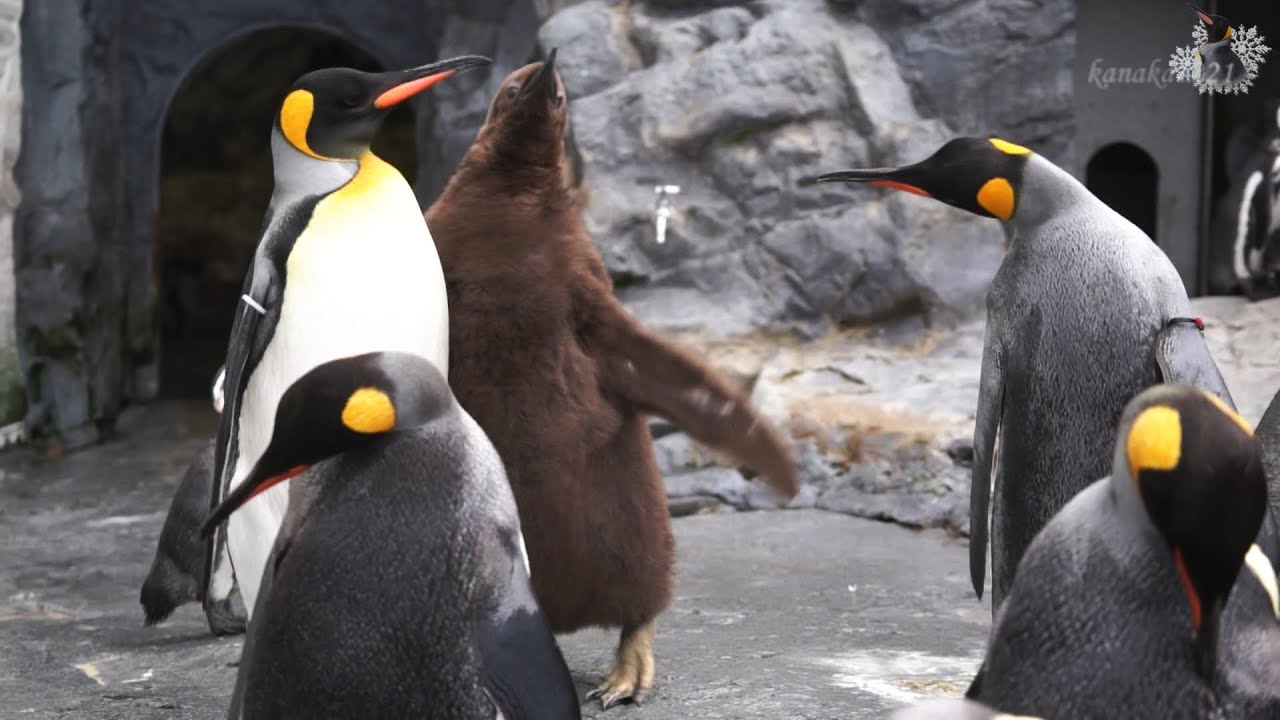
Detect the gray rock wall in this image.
<box><xmin>539</xmin><ymin>0</ymin><xmax>1062</xmax><ymax>339</ymax></box>
<box><xmin>0</xmin><ymin>0</ymin><xmax>20</xmax><ymax>426</ymax></box>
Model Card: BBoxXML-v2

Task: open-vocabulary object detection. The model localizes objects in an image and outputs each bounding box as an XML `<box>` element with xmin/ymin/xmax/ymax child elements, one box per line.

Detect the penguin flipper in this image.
<box><xmin>476</xmin><ymin>564</ymin><xmax>581</xmax><ymax>719</ymax></box>
<box><xmin>202</xmin><ymin>258</ymin><xmax>280</xmax><ymax>603</ymax></box>
<box><xmin>971</xmin><ymin>330</ymin><xmax>1004</xmax><ymax>602</ymax></box>
<box><xmin>571</xmin><ymin>276</ymin><xmax>798</xmax><ymax>497</ymax></box>
<box><xmin>1155</xmin><ymin>319</ymin><xmax>1237</xmax><ymax>410</ymax></box>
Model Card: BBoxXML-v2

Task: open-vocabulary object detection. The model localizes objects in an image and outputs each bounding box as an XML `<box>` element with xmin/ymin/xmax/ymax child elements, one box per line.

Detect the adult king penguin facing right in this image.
<box><xmin>808</xmin><ymin>138</ymin><xmax>1236</xmax><ymax>611</ymax></box>
<box><xmin>202</xmin><ymin>55</ymin><xmax>491</xmax><ymax>622</ymax></box>
<box><xmin>967</xmin><ymin>385</ymin><xmax>1280</xmax><ymax>718</ymax></box>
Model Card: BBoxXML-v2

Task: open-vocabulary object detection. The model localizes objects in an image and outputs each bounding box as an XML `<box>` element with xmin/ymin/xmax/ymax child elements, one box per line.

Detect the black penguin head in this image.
<box><xmin>804</xmin><ymin>137</ymin><xmax>1034</xmax><ymax>222</ymax></box>
<box><xmin>277</xmin><ymin>55</ymin><xmax>492</xmax><ymax>161</ymax></box>
<box><xmin>199</xmin><ymin>352</ymin><xmax>452</xmax><ymax>538</ymax></box>
<box><xmin>1188</xmin><ymin>3</ymin><xmax>1235</xmax><ymax>44</ymax></box>
<box><xmin>481</xmin><ymin>48</ymin><xmax>568</xmax><ymax>167</ymax></box>
<box><xmin>1120</xmin><ymin>384</ymin><xmax>1265</xmax><ymax>682</ymax></box>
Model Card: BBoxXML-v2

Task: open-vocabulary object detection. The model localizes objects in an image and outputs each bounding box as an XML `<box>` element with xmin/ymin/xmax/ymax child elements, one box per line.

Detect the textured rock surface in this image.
<box><xmin>662</xmin><ymin>295</ymin><xmax>1280</xmax><ymax>535</ymax></box>
<box><xmin>860</xmin><ymin>0</ymin><xmax>1077</xmax><ymax>165</ymax></box>
<box><xmin>540</xmin><ymin>0</ymin><xmax>1007</xmax><ymax>338</ymax></box>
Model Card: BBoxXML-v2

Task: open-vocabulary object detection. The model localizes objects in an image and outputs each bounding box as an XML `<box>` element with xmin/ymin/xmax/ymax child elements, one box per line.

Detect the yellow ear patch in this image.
<box><xmin>1203</xmin><ymin>391</ymin><xmax>1253</xmax><ymax>436</ymax></box>
<box><xmin>1127</xmin><ymin>405</ymin><xmax>1182</xmax><ymax>480</ymax></box>
<box><xmin>280</xmin><ymin>90</ymin><xmax>327</xmax><ymax>160</ymax></box>
<box><xmin>989</xmin><ymin>138</ymin><xmax>1032</xmax><ymax>156</ymax></box>
<box><xmin>977</xmin><ymin>177</ymin><xmax>1016</xmax><ymax>220</ymax></box>
<box><xmin>341</xmin><ymin>387</ymin><xmax>397</xmax><ymax>434</ymax></box>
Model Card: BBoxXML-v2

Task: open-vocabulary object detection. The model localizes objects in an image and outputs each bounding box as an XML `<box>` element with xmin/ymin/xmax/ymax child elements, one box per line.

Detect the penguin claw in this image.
<box><xmin>587</xmin><ymin>620</ymin><xmax>656</xmax><ymax>710</ymax></box>
<box><xmin>585</xmin><ymin>683</ymin><xmax>641</xmax><ymax>709</ymax></box>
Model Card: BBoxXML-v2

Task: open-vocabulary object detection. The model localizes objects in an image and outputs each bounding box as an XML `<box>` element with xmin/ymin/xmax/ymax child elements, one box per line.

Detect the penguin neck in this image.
<box><xmin>454</xmin><ymin>135</ymin><xmax>571</xmax><ymax>208</ymax></box>
<box><xmin>1004</xmin><ymin>154</ymin><xmax>1096</xmax><ymax>239</ymax></box>
<box><xmin>269</xmin><ymin>128</ymin><xmax>360</xmax><ymax>205</ymax></box>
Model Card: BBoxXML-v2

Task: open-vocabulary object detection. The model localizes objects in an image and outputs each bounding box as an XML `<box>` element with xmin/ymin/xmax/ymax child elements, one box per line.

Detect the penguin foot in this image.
<box><xmin>586</xmin><ymin>620</ymin><xmax>656</xmax><ymax>709</ymax></box>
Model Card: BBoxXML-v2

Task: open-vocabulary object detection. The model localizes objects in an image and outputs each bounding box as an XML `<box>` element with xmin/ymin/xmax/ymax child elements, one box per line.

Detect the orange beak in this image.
<box><xmin>370</xmin><ymin>55</ymin><xmax>493</xmax><ymax>110</ymax></box>
<box><xmin>374</xmin><ymin>71</ymin><xmax>455</xmax><ymax>109</ymax></box>
<box><xmin>870</xmin><ymin>179</ymin><xmax>932</xmax><ymax>198</ymax></box>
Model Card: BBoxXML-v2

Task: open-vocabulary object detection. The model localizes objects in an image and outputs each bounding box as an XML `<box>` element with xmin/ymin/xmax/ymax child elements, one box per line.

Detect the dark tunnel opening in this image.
<box><xmin>154</xmin><ymin>27</ymin><xmax>418</xmax><ymax>399</ymax></box>
<box><xmin>1085</xmin><ymin>142</ymin><xmax>1160</xmax><ymax>241</ymax></box>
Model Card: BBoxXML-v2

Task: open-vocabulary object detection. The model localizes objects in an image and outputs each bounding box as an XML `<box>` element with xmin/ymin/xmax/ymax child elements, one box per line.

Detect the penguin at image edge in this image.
<box><xmin>966</xmin><ymin>384</ymin><xmax>1279</xmax><ymax>717</ymax></box>
<box><xmin>201</xmin><ymin>54</ymin><xmax>492</xmax><ymax>622</ymax></box>
<box><xmin>1188</xmin><ymin>3</ymin><xmax>1248</xmax><ymax>89</ymax></box>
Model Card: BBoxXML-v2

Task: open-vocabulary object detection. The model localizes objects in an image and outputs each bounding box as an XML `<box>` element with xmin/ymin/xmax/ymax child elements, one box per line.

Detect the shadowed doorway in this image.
<box><xmin>155</xmin><ymin>27</ymin><xmax>418</xmax><ymax>399</ymax></box>
<box><xmin>1086</xmin><ymin>142</ymin><xmax>1159</xmax><ymax>240</ymax></box>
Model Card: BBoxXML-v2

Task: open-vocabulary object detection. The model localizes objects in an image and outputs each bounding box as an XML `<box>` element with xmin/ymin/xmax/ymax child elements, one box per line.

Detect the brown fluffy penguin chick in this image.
<box><xmin>426</xmin><ymin>49</ymin><xmax>799</xmax><ymax>709</ymax></box>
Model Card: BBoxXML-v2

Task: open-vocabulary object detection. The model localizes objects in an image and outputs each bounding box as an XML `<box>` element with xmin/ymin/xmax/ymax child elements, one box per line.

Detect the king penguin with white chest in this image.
<box><xmin>202</xmin><ymin>54</ymin><xmax>492</xmax><ymax>620</ymax></box>
<box><xmin>808</xmin><ymin>137</ymin><xmax>1237</xmax><ymax>611</ymax></box>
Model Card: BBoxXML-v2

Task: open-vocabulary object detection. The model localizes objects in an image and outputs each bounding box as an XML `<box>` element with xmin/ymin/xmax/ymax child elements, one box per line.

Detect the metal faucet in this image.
<box><xmin>653</xmin><ymin>184</ymin><xmax>681</xmax><ymax>244</ymax></box>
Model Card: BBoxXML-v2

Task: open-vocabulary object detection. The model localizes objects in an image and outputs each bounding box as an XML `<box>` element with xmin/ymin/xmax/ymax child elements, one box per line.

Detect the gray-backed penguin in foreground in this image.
<box><xmin>428</xmin><ymin>49</ymin><xmax>800</xmax><ymax>708</ymax></box>
<box><xmin>140</xmin><ymin>366</ymin><xmax>243</xmax><ymax>635</ymax></box>
<box><xmin>203</xmin><ymin>55</ymin><xmax>491</xmax><ymax>623</ymax></box>
<box><xmin>807</xmin><ymin>137</ymin><xmax>1236</xmax><ymax>611</ymax></box>
<box><xmin>203</xmin><ymin>351</ymin><xmax>578</xmax><ymax>720</ymax></box>
<box><xmin>967</xmin><ymin>384</ymin><xmax>1280</xmax><ymax>718</ymax></box>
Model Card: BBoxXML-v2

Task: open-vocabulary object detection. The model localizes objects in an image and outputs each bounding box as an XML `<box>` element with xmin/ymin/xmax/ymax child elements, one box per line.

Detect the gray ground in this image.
<box><xmin>0</xmin><ymin>400</ymin><xmax>990</xmax><ymax>719</ymax></box>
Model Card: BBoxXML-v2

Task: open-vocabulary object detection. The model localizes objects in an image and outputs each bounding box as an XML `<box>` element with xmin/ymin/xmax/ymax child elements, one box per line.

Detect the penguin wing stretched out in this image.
<box><xmin>1155</xmin><ymin>318</ymin><xmax>1237</xmax><ymax>410</ymax></box>
<box><xmin>570</xmin><ymin>268</ymin><xmax>799</xmax><ymax>498</ymax></box>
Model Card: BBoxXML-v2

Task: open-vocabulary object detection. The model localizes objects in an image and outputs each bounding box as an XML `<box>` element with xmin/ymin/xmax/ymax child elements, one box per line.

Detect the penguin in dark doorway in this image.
<box><xmin>140</xmin><ymin>367</ymin><xmax>243</xmax><ymax>635</ymax></box>
<box><xmin>203</xmin><ymin>55</ymin><xmax>491</xmax><ymax>622</ymax></box>
<box><xmin>1189</xmin><ymin>3</ymin><xmax>1249</xmax><ymax>90</ymax></box>
<box><xmin>806</xmin><ymin>137</ymin><xmax>1236</xmax><ymax>611</ymax></box>
<box><xmin>966</xmin><ymin>384</ymin><xmax>1277</xmax><ymax>718</ymax></box>
<box><xmin>203</xmin><ymin>351</ymin><xmax>579</xmax><ymax>720</ymax></box>
<box><xmin>427</xmin><ymin>49</ymin><xmax>799</xmax><ymax>708</ymax></box>
<box><xmin>1210</xmin><ymin>100</ymin><xmax>1280</xmax><ymax>300</ymax></box>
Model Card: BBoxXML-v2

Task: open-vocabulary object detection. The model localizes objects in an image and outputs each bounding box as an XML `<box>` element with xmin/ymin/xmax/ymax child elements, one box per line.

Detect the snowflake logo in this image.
<box><xmin>1170</xmin><ymin>14</ymin><xmax>1270</xmax><ymax>95</ymax></box>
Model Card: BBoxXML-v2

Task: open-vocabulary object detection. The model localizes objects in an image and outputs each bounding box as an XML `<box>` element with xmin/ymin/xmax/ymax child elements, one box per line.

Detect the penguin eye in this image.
<box><xmin>505</xmin><ymin>85</ymin><xmax>519</xmax><ymax>99</ymax></box>
<box><xmin>554</xmin><ymin>94</ymin><xmax>565</xmax><ymax>108</ymax></box>
<box><xmin>338</xmin><ymin>95</ymin><xmax>362</xmax><ymax>110</ymax></box>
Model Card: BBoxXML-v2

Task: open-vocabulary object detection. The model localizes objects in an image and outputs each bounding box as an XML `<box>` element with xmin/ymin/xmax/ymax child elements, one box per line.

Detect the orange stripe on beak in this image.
<box><xmin>1173</xmin><ymin>548</ymin><xmax>1202</xmax><ymax>631</ymax></box>
<box><xmin>871</xmin><ymin>180</ymin><xmax>932</xmax><ymax>197</ymax></box>
<box><xmin>374</xmin><ymin>70</ymin><xmax>455</xmax><ymax>109</ymax></box>
<box><xmin>246</xmin><ymin>464</ymin><xmax>309</xmax><ymax>502</ymax></box>
<box><xmin>1194</xmin><ymin>9</ymin><xmax>1214</xmax><ymax>24</ymax></box>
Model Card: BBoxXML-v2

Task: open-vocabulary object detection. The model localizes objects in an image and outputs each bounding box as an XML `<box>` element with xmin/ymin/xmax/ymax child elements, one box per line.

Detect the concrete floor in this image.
<box><xmin>0</xmin><ymin>401</ymin><xmax>990</xmax><ymax>718</ymax></box>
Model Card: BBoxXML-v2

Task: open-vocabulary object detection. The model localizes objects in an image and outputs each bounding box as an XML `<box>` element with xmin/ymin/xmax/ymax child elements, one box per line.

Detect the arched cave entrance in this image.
<box><xmin>1085</xmin><ymin>142</ymin><xmax>1160</xmax><ymax>242</ymax></box>
<box><xmin>155</xmin><ymin>28</ymin><xmax>419</xmax><ymax>398</ymax></box>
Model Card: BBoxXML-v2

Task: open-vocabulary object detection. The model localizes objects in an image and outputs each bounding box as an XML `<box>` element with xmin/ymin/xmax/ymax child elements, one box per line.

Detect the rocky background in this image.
<box><xmin>539</xmin><ymin>0</ymin><xmax>1073</xmax><ymax>337</ymax></box>
<box><xmin>526</xmin><ymin>0</ymin><xmax>1081</xmax><ymax>532</ymax></box>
